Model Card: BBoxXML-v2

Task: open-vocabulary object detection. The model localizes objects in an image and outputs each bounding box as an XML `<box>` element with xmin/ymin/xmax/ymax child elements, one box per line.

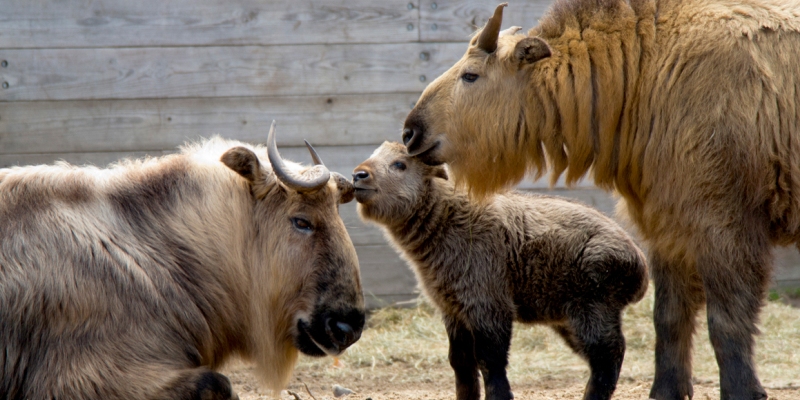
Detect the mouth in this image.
<box><xmin>353</xmin><ymin>189</ymin><xmax>375</xmax><ymax>203</ymax></box>
<box><xmin>412</xmin><ymin>141</ymin><xmax>444</xmax><ymax>166</ymax></box>
<box><xmin>353</xmin><ymin>184</ymin><xmax>376</xmax><ymax>203</ymax></box>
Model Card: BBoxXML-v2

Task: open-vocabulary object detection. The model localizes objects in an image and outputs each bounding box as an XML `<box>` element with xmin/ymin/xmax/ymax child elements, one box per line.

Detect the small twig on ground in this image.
<box><xmin>286</xmin><ymin>390</ymin><xmax>302</xmax><ymax>400</ymax></box>
<box><xmin>301</xmin><ymin>380</ymin><xmax>318</xmax><ymax>400</ymax></box>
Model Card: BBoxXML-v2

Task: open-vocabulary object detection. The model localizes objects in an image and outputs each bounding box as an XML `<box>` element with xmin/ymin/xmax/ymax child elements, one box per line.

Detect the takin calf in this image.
<box><xmin>353</xmin><ymin>142</ymin><xmax>648</xmax><ymax>400</ymax></box>
<box><xmin>0</xmin><ymin>123</ymin><xmax>365</xmax><ymax>400</ymax></box>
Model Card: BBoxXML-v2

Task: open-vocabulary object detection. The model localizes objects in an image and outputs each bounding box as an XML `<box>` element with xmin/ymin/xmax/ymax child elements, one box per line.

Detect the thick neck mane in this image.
<box><xmin>521</xmin><ymin>0</ymin><xmax>800</xmax><ymax>213</ymax></box>
<box><xmin>523</xmin><ymin>0</ymin><xmax>657</xmax><ymax>202</ymax></box>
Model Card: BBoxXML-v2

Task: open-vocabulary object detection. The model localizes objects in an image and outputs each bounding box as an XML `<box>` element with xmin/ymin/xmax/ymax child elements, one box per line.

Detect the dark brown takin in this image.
<box><xmin>353</xmin><ymin>141</ymin><xmax>648</xmax><ymax>400</ymax></box>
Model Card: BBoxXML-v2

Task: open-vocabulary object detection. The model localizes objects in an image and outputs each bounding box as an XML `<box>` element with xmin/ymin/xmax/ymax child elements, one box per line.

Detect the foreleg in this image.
<box><xmin>444</xmin><ymin>314</ymin><xmax>481</xmax><ymax>400</ymax></box>
<box><xmin>649</xmin><ymin>251</ymin><xmax>705</xmax><ymax>400</ymax></box>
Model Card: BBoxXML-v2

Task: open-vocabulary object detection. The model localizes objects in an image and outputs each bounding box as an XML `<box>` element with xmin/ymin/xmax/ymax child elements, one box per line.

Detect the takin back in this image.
<box><xmin>0</xmin><ymin>123</ymin><xmax>365</xmax><ymax>399</ymax></box>
<box><xmin>353</xmin><ymin>142</ymin><xmax>648</xmax><ymax>400</ymax></box>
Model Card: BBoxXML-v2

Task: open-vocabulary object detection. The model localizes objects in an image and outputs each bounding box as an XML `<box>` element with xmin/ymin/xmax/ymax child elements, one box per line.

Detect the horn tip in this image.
<box><xmin>268</xmin><ymin>120</ymin><xmax>277</xmax><ymax>139</ymax></box>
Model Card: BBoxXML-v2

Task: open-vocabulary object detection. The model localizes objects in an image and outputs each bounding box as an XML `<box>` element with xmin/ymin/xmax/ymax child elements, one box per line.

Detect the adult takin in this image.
<box><xmin>0</xmin><ymin>122</ymin><xmax>365</xmax><ymax>400</ymax></box>
<box><xmin>353</xmin><ymin>142</ymin><xmax>648</xmax><ymax>400</ymax></box>
<box><xmin>401</xmin><ymin>1</ymin><xmax>800</xmax><ymax>399</ymax></box>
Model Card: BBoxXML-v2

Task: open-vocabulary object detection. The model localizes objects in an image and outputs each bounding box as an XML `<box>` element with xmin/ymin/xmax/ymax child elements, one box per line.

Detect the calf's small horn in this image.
<box><xmin>267</xmin><ymin>121</ymin><xmax>331</xmax><ymax>192</ymax></box>
<box><xmin>477</xmin><ymin>3</ymin><xmax>508</xmax><ymax>53</ymax></box>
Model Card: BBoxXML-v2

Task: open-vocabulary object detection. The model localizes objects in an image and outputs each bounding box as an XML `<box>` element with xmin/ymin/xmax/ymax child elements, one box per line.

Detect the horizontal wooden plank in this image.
<box><xmin>340</xmin><ymin>203</ymin><xmax>387</xmax><ymax>247</ymax></box>
<box><xmin>0</xmin><ymin>42</ymin><xmax>464</xmax><ymax>101</ymax></box>
<box><xmin>774</xmin><ymin>247</ymin><xmax>800</xmax><ymax>285</ymax></box>
<box><xmin>356</xmin><ymin>244</ymin><xmax>419</xmax><ymax>297</ymax></box>
<box><xmin>0</xmin><ymin>151</ymin><xmax>172</xmax><ymax>169</ymax></box>
<box><xmin>0</xmin><ymin>94</ymin><xmax>418</xmax><ymax>154</ymax></box>
<box><xmin>419</xmin><ymin>0</ymin><xmax>553</xmax><ymax>42</ymax></box>
<box><xmin>0</xmin><ymin>144</ymin><xmax>394</xmax><ymax>192</ymax></box>
<box><xmin>0</xmin><ymin>0</ymin><xmax>418</xmax><ymax>48</ymax></box>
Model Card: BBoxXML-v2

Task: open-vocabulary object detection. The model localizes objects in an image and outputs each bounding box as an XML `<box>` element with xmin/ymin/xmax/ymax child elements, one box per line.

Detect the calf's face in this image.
<box><xmin>352</xmin><ymin>142</ymin><xmax>447</xmax><ymax>224</ymax></box>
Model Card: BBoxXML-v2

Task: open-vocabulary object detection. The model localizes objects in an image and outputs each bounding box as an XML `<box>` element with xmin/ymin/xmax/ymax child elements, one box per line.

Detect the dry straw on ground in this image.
<box><xmin>224</xmin><ymin>284</ymin><xmax>800</xmax><ymax>399</ymax></box>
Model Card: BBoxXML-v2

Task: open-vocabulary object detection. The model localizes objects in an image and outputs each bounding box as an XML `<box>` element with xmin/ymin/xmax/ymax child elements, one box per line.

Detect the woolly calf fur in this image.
<box><xmin>353</xmin><ymin>142</ymin><xmax>647</xmax><ymax>400</ymax></box>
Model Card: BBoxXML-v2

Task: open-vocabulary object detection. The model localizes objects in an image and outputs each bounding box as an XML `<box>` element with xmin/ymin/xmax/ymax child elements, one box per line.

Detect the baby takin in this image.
<box><xmin>353</xmin><ymin>142</ymin><xmax>648</xmax><ymax>400</ymax></box>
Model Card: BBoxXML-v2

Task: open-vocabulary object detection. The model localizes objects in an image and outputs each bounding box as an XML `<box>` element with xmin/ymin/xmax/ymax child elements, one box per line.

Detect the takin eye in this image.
<box><xmin>291</xmin><ymin>217</ymin><xmax>313</xmax><ymax>233</ymax></box>
<box><xmin>461</xmin><ymin>73</ymin><xmax>479</xmax><ymax>83</ymax></box>
<box><xmin>391</xmin><ymin>161</ymin><xmax>407</xmax><ymax>171</ymax></box>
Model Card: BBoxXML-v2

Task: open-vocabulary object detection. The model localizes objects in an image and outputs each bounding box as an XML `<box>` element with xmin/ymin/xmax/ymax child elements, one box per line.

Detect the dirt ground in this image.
<box><xmin>223</xmin><ymin>360</ymin><xmax>799</xmax><ymax>400</ymax></box>
<box><xmin>221</xmin><ymin>290</ymin><xmax>800</xmax><ymax>400</ymax></box>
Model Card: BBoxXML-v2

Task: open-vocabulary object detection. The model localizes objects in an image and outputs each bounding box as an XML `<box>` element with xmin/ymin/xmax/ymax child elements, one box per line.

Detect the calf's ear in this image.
<box><xmin>332</xmin><ymin>172</ymin><xmax>355</xmax><ymax>204</ymax></box>
<box><xmin>221</xmin><ymin>146</ymin><xmax>263</xmax><ymax>183</ymax></box>
<box><xmin>514</xmin><ymin>37</ymin><xmax>551</xmax><ymax>65</ymax></box>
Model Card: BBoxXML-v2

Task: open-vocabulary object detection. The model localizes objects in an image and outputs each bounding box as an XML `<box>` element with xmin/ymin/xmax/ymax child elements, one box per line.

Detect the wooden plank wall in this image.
<box><xmin>1</xmin><ymin>0</ymin><xmax>798</xmax><ymax>308</ymax></box>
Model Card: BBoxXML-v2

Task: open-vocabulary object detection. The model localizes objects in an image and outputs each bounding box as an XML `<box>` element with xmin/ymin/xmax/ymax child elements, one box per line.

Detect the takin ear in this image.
<box><xmin>514</xmin><ymin>37</ymin><xmax>551</xmax><ymax>65</ymax></box>
<box><xmin>221</xmin><ymin>146</ymin><xmax>264</xmax><ymax>183</ymax></box>
<box><xmin>431</xmin><ymin>165</ymin><xmax>449</xmax><ymax>180</ymax></box>
<box><xmin>332</xmin><ymin>172</ymin><xmax>355</xmax><ymax>204</ymax></box>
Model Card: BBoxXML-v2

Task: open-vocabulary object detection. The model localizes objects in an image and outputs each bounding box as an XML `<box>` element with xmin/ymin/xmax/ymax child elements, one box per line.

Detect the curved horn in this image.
<box><xmin>477</xmin><ymin>3</ymin><xmax>508</xmax><ymax>53</ymax></box>
<box><xmin>267</xmin><ymin>121</ymin><xmax>331</xmax><ymax>192</ymax></box>
<box><xmin>304</xmin><ymin>139</ymin><xmax>325</xmax><ymax>166</ymax></box>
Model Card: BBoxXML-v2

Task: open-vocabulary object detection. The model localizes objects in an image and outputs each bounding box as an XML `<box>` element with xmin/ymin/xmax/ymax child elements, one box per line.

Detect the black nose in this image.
<box><xmin>325</xmin><ymin>318</ymin><xmax>361</xmax><ymax>349</ymax></box>
<box><xmin>402</xmin><ymin>121</ymin><xmax>424</xmax><ymax>154</ymax></box>
<box><xmin>352</xmin><ymin>170</ymin><xmax>369</xmax><ymax>182</ymax></box>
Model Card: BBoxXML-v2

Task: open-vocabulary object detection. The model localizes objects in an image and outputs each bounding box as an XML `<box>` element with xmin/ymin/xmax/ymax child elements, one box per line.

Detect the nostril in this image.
<box><xmin>336</xmin><ymin>321</ymin><xmax>354</xmax><ymax>340</ymax></box>
<box><xmin>352</xmin><ymin>170</ymin><xmax>369</xmax><ymax>182</ymax></box>
<box><xmin>326</xmin><ymin>318</ymin><xmax>359</xmax><ymax>348</ymax></box>
<box><xmin>402</xmin><ymin>127</ymin><xmax>415</xmax><ymax>146</ymax></box>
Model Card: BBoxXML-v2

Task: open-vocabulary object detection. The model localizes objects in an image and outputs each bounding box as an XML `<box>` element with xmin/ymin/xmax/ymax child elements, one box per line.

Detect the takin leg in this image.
<box><xmin>472</xmin><ymin>318</ymin><xmax>514</xmax><ymax>400</ymax></box>
<box><xmin>649</xmin><ymin>251</ymin><xmax>705</xmax><ymax>400</ymax></box>
<box><xmin>562</xmin><ymin>308</ymin><xmax>626</xmax><ymax>400</ymax></box>
<box><xmin>154</xmin><ymin>368</ymin><xmax>239</xmax><ymax>400</ymax></box>
<box><xmin>694</xmin><ymin>224</ymin><xmax>770</xmax><ymax>400</ymax></box>
<box><xmin>444</xmin><ymin>314</ymin><xmax>481</xmax><ymax>400</ymax></box>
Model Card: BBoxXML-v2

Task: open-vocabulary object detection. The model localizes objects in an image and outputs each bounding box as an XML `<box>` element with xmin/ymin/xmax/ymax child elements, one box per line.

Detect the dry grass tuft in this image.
<box><xmin>290</xmin><ymin>285</ymin><xmax>799</xmax><ymax>390</ymax></box>
<box><xmin>225</xmin><ymin>285</ymin><xmax>800</xmax><ymax>399</ymax></box>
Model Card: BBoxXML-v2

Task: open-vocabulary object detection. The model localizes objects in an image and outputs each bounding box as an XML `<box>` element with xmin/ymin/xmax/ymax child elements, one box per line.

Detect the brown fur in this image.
<box><xmin>402</xmin><ymin>1</ymin><xmax>800</xmax><ymax>398</ymax></box>
<box><xmin>0</xmin><ymin>137</ymin><xmax>364</xmax><ymax>399</ymax></box>
<box><xmin>354</xmin><ymin>142</ymin><xmax>648</xmax><ymax>400</ymax></box>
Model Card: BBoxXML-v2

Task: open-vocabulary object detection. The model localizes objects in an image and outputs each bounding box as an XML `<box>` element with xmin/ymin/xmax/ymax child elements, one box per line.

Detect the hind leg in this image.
<box><xmin>694</xmin><ymin>225</ymin><xmax>770</xmax><ymax>400</ymax></box>
<box><xmin>155</xmin><ymin>368</ymin><xmax>239</xmax><ymax>400</ymax></box>
<box><xmin>562</xmin><ymin>308</ymin><xmax>626</xmax><ymax>400</ymax></box>
<box><xmin>649</xmin><ymin>251</ymin><xmax>705</xmax><ymax>400</ymax></box>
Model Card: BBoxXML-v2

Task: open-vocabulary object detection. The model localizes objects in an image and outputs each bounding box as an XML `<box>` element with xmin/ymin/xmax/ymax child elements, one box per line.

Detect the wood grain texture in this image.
<box><xmin>0</xmin><ymin>0</ymin><xmax>418</xmax><ymax>48</ymax></box>
<box><xmin>0</xmin><ymin>94</ymin><xmax>418</xmax><ymax>153</ymax></box>
<box><xmin>356</xmin><ymin>244</ymin><xmax>419</xmax><ymax>298</ymax></box>
<box><xmin>419</xmin><ymin>0</ymin><xmax>552</xmax><ymax>42</ymax></box>
<box><xmin>0</xmin><ymin>43</ymin><xmax>464</xmax><ymax>101</ymax></box>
